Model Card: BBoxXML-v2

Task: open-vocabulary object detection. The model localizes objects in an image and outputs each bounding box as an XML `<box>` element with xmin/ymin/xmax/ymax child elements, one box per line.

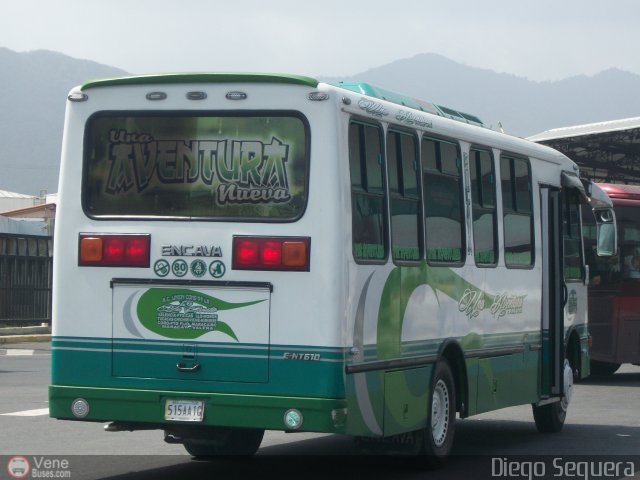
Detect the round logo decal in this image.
<box><xmin>7</xmin><ymin>456</ymin><xmax>30</xmax><ymax>479</ymax></box>
<box><xmin>190</xmin><ymin>259</ymin><xmax>207</xmax><ymax>278</ymax></box>
<box><xmin>172</xmin><ymin>259</ymin><xmax>188</xmax><ymax>277</ymax></box>
<box><xmin>153</xmin><ymin>259</ymin><xmax>170</xmax><ymax>278</ymax></box>
<box><xmin>209</xmin><ymin>260</ymin><xmax>226</xmax><ymax>278</ymax></box>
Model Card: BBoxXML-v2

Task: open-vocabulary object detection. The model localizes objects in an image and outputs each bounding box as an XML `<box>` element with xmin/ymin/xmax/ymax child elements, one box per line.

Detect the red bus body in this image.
<box><xmin>586</xmin><ymin>184</ymin><xmax>640</xmax><ymax>372</ymax></box>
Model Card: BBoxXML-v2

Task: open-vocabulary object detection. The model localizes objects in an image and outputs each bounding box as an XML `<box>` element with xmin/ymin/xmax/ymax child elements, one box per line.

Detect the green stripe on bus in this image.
<box><xmin>49</xmin><ymin>385</ymin><xmax>346</xmax><ymax>433</ymax></box>
<box><xmin>81</xmin><ymin>73</ymin><xmax>319</xmax><ymax>91</ymax></box>
<box><xmin>51</xmin><ymin>343</ymin><xmax>345</xmax><ymax>398</ymax></box>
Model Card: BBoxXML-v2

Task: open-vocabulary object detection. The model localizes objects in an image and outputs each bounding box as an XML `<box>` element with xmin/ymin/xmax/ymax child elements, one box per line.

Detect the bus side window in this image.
<box><xmin>470</xmin><ymin>147</ymin><xmax>498</xmax><ymax>266</ymax></box>
<box><xmin>349</xmin><ymin>121</ymin><xmax>387</xmax><ymax>262</ymax></box>
<box><xmin>387</xmin><ymin>129</ymin><xmax>422</xmax><ymax>262</ymax></box>
<box><xmin>500</xmin><ymin>156</ymin><xmax>534</xmax><ymax>267</ymax></box>
<box><xmin>422</xmin><ymin>137</ymin><xmax>465</xmax><ymax>265</ymax></box>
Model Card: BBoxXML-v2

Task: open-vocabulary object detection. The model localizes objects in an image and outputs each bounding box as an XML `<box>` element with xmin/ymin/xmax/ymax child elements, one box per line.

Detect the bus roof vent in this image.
<box><xmin>330</xmin><ymin>81</ymin><xmax>485</xmax><ymax>128</ymax></box>
<box><xmin>434</xmin><ymin>105</ymin><xmax>484</xmax><ymax>127</ymax></box>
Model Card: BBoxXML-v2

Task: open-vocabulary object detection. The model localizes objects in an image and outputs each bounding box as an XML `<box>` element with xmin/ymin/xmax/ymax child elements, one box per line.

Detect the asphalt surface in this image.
<box><xmin>1</xmin><ymin>341</ymin><xmax>639</xmax><ymax>479</ymax></box>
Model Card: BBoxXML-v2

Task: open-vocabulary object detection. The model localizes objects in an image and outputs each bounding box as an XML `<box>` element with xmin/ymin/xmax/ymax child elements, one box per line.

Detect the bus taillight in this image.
<box><xmin>79</xmin><ymin>234</ymin><xmax>150</xmax><ymax>267</ymax></box>
<box><xmin>233</xmin><ymin>236</ymin><xmax>310</xmax><ymax>271</ymax></box>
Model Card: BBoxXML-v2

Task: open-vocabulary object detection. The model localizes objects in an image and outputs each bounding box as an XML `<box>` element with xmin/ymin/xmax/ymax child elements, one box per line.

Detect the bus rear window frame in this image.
<box><xmin>80</xmin><ymin>110</ymin><xmax>311</xmax><ymax>223</ymax></box>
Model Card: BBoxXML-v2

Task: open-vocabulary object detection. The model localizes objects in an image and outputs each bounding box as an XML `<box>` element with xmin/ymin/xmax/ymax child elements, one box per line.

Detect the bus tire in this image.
<box><xmin>590</xmin><ymin>360</ymin><xmax>620</xmax><ymax>376</ymax></box>
<box><xmin>532</xmin><ymin>359</ymin><xmax>572</xmax><ymax>433</ymax></box>
<box><xmin>532</xmin><ymin>401</ymin><xmax>565</xmax><ymax>433</ymax></box>
<box><xmin>420</xmin><ymin>359</ymin><xmax>456</xmax><ymax>467</ymax></box>
<box><xmin>183</xmin><ymin>427</ymin><xmax>264</xmax><ymax>457</ymax></box>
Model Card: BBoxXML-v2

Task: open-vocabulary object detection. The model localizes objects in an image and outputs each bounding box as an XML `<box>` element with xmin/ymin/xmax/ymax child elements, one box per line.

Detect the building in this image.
<box><xmin>0</xmin><ymin>189</ymin><xmax>40</xmax><ymax>213</ymax></box>
<box><xmin>1</xmin><ymin>192</ymin><xmax>56</xmax><ymax>325</ymax></box>
<box><xmin>528</xmin><ymin>117</ymin><xmax>640</xmax><ymax>185</ymax></box>
<box><xmin>1</xmin><ymin>200</ymin><xmax>57</xmax><ymax>236</ymax></box>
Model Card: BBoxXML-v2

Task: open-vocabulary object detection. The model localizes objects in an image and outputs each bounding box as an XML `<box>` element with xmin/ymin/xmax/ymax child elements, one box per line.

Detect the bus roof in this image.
<box><xmin>80</xmin><ymin>73</ymin><xmax>319</xmax><ymax>90</ymax></box>
<box><xmin>78</xmin><ymin>73</ymin><xmax>485</xmax><ymax>129</ymax></box>
<box><xmin>598</xmin><ymin>183</ymin><xmax>640</xmax><ymax>201</ymax></box>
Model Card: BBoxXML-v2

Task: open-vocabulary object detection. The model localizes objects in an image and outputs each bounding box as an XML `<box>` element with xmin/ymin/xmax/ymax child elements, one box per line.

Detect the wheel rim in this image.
<box><xmin>561</xmin><ymin>359</ymin><xmax>573</xmax><ymax>412</ymax></box>
<box><xmin>431</xmin><ymin>378</ymin><xmax>450</xmax><ymax>447</ymax></box>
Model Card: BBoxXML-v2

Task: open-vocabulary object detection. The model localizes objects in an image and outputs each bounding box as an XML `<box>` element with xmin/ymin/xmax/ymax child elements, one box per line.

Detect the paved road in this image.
<box><xmin>1</xmin><ymin>342</ymin><xmax>639</xmax><ymax>479</ymax></box>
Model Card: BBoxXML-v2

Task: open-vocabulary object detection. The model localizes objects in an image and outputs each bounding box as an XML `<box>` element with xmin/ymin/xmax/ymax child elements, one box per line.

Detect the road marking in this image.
<box><xmin>5</xmin><ymin>349</ymin><xmax>35</xmax><ymax>356</ymax></box>
<box><xmin>0</xmin><ymin>408</ymin><xmax>49</xmax><ymax>417</ymax></box>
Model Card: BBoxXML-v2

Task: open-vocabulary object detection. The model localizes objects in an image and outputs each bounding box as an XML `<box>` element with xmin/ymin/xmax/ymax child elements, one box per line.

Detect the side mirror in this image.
<box><xmin>594</xmin><ymin>208</ymin><xmax>617</xmax><ymax>256</ymax></box>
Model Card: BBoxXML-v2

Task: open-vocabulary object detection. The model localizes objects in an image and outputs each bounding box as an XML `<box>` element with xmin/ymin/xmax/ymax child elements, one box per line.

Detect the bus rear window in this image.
<box><xmin>83</xmin><ymin>113</ymin><xmax>309</xmax><ymax>220</ymax></box>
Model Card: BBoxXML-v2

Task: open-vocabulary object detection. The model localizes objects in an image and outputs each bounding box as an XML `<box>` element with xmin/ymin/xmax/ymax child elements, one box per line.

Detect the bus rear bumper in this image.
<box><xmin>48</xmin><ymin>385</ymin><xmax>347</xmax><ymax>434</ymax></box>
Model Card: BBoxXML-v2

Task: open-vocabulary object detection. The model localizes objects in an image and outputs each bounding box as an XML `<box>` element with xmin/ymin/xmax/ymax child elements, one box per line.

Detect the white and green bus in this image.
<box><xmin>49</xmin><ymin>73</ymin><xmax>616</xmax><ymax>463</ymax></box>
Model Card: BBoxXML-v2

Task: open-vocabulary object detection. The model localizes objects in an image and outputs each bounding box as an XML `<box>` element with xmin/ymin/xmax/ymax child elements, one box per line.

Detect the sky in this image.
<box><xmin>2</xmin><ymin>0</ymin><xmax>640</xmax><ymax>82</ymax></box>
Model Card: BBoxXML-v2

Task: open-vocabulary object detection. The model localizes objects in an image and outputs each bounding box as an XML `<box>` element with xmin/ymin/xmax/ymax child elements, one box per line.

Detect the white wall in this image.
<box><xmin>0</xmin><ymin>216</ymin><xmax>47</xmax><ymax>236</ymax></box>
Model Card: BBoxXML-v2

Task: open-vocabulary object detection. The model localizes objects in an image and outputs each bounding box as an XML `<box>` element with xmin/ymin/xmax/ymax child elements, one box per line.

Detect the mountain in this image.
<box><xmin>1</xmin><ymin>49</ymin><xmax>640</xmax><ymax>195</ymax></box>
<box><xmin>0</xmin><ymin>48</ymin><xmax>127</xmax><ymax>195</ymax></box>
<box><xmin>322</xmin><ymin>53</ymin><xmax>640</xmax><ymax>138</ymax></box>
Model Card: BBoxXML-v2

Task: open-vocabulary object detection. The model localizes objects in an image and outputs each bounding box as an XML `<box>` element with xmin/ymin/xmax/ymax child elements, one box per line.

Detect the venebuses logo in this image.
<box><xmin>7</xmin><ymin>456</ymin><xmax>30</xmax><ymax>479</ymax></box>
<box><xmin>6</xmin><ymin>456</ymin><xmax>72</xmax><ymax>479</ymax></box>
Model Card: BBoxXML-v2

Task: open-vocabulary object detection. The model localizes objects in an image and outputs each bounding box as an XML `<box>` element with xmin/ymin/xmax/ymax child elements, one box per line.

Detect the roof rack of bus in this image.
<box><xmin>80</xmin><ymin>73</ymin><xmax>320</xmax><ymax>91</ymax></box>
<box><xmin>330</xmin><ymin>81</ymin><xmax>485</xmax><ymax>128</ymax></box>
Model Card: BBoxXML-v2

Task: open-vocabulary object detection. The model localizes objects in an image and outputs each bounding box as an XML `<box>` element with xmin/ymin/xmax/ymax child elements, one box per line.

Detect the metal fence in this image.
<box><xmin>0</xmin><ymin>234</ymin><xmax>53</xmax><ymax>324</ymax></box>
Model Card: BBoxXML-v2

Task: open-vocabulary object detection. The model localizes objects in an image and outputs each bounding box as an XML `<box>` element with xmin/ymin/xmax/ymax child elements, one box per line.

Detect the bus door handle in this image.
<box><xmin>562</xmin><ymin>283</ymin><xmax>568</xmax><ymax>307</ymax></box>
<box><xmin>176</xmin><ymin>362</ymin><xmax>201</xmax><ymax>373</ymax></box>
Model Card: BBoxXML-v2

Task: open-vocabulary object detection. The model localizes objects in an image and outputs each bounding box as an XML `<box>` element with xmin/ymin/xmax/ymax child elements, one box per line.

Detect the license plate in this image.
<box><xmin>165</xmin><ymin>399</ymin><xmax>204</xmax><ymax>422</ymax></box>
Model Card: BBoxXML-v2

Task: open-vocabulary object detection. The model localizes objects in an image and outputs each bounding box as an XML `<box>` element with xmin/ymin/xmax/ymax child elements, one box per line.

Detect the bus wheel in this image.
<box><xmin>183</xmin><ymin>427</ymin><xmax>264</xmax><ymax>457</ymax></box>
<box><xmin>590</xmin><ymin>360</ymin><xmax>620</xmax><ymax>376</ymax></box>
<box><xmin>532</xmin><ymin>359</ymin><xmax>572</xmax><ymax>433</ymax></box>
<box><xmin>420</xmin><ymin>360</ymin><xmax>456</xmax><ymax>467</ymax></box>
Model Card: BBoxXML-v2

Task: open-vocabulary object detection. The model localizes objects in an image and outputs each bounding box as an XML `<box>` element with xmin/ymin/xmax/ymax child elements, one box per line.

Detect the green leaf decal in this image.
<box><xmin>376</xmin><ymin>262</ymin><xmax>494</xmax><ymax>359</ymax></box>
<box><xmin>213</xmin><ymin>322</ymin><xmax>239</xmax><ymax>342</ymax></box>
<box><xmin>136</xmin><ymin>288</ymin><xmax>265</xmax><ymax>341</ymax></box>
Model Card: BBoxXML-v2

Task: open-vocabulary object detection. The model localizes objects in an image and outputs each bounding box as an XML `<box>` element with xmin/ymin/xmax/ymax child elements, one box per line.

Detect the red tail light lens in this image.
<box><xmin>261</xmin><ymin>241</ymin><xmax>282</xmax><ymax>266</ymax></box>
<box><xmin>79</xmin><ymin>234</ymin><xmax>150</xmax><ymax>267</ymax></box>
<box><xmin>125</xmin><ymin>237</ymin><xmax>150</xmax><ymax>266</ymax></box>
<box><xmin>103</xmin><ymin>237</ymin><xmax>125</xmax><ymax>264</ymax></box>
<box><xmin>233</xmin><ymin>236</ymin><xmax>310</xmax><ymax>271</ymax></box>
<box><xmin>235</xmin><ymin>238</ymin><xmax>260</xmax><ymax>266</ymax></box>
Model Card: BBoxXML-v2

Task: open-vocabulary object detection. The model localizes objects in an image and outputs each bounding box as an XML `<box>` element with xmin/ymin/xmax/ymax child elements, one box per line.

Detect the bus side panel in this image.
<box><xmin>382</xmin><ymin>366</ymin><xmax>430</xmax><ymax>436</ymax></box>
<box><xmin>345</xmin><ymin>371</ymin><xmax>385</xmax><ymax>437</ymax></box>
<box><xmin>474</xmin><ymin>349</ymin><xmax>539</xmax><ymax>414</ymax></box>
<box><xmin>465</xmin><ymin>357</ymin><xmax>480</xmax><ymax>416</ymax></box>
<box><xmin>344</xmin><ymin>262</ymin><xmax>543</xmax><ymax>435</ymax></box>
<box><xmin>615</xmin><ymin>297</ymin><xmax>640</xmax><ymax>363</ymax></box>
<box><xmin>588</xmin><ymin>292</ymin><xmax>617</xmax><ymax>361</ymax></box>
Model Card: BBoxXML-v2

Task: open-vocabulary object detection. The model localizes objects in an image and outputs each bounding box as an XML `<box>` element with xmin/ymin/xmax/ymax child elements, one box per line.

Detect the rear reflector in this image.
<box><xmin>79</xmin><ymin>234</ymin><xmax>150</xmax><ymax>267</ymax></box>
<box><xmin>233</xmin><ymin>236</ymin><xmax>310</xmax><ymax>271</ymax></box>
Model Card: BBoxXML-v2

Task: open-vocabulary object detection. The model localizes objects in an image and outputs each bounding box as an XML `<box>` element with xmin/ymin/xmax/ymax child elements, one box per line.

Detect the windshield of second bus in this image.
<box><xmin>584</xmin><ymin>204</ymin><xmax>640</xmax><ymax>284</ymax></box>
